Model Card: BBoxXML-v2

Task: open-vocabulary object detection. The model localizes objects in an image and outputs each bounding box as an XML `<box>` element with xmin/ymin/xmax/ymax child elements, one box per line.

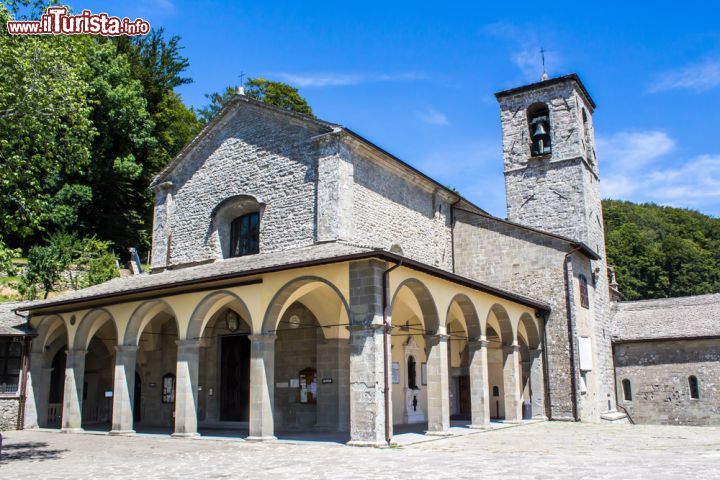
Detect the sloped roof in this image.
<box><xmin>0</xmin><ymin>301</ymin><xmax>35</xmax><ymax>336</ymax></box>
<box><xmin>16</xmin><ymin>242</ymin><xmax>550</xmax><ymax>315</ymax></box>
<box><xmin>611</xmin><ymin>293</ymin><xmax>720</xmax><ymax>342</ymax></box>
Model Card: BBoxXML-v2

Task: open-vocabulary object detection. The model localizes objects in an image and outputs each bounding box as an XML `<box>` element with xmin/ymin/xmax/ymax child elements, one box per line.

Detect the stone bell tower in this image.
<box><xmin>495</xmin><ymin>73</ymin><xmax>602</xmax><ymax>254</ymax></box>
<box><xmin>495</xmin><ymin>74</ymin><xmax>619</xmax><ymax>421</ymax></box>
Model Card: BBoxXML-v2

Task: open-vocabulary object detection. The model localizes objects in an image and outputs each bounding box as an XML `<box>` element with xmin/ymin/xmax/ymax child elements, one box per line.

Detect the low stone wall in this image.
<box><xmin>0</xmin><ymin>396</ymin><xmax>20</xmax><ymax>430</ymax></box>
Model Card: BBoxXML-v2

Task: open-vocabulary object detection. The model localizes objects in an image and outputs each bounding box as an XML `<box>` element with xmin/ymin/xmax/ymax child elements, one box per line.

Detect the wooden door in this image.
<box><xmin>220</xmin><ymin>335</ymin><xmax>251</xmax><ymax>421</ymax></box>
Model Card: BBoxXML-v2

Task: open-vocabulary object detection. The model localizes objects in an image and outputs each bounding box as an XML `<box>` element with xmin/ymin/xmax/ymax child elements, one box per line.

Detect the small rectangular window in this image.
<box><xmin>0</xmin><ymin>338</ymin><xmax>22</xmax><ymax>394</ymax></box>
<box><xmin>579</xmin><ymin>275</ymin><xmax>590</xmax><ymax>309</ymax></box>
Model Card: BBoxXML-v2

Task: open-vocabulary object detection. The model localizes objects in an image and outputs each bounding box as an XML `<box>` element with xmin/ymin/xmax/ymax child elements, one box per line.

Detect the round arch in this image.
<box><xmin>390</xmin><ymin>278</ymin><xmax>440</xmax><ymax>334</ymax></box>
<box><xmin>486</xmin><ymin>304</ymin><xmax>514</xmax><ymax>346</ymax></box>
<box><xmin>187</xmin><ymin>290</ymin><xmax>252</xmax><ymax>340</ymax></box>
<box><xmin>31</xmin><ymin>315</ymin><xmax>67</xmax><ymax>354</ymax></box>
<box><xmin>123</xmin><ymin>299</ymin><xmax>179</xmax><ymax>346</ymax></box>
<box><xmin>73</xmin><ymin>308</ymin><xmax>118</xmax><ymax>350</ymax></box>
<box><xmin>262</xmin><ymin>276</ymin><xmax>350</xmax><ymax>335</ymax></box>
<box><xmin>518</xmin><ymin>312</ymin><xmax>541</xmax><ymax>350</ymax></box>
<box><xmin>445</xmin><ymin>294</ymin><xmax>481</xmax><ymax>340</ymax></box>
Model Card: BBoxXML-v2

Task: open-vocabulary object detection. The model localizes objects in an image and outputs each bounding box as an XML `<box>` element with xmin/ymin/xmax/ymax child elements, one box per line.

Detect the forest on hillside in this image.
<box><xmin>603</xmin><ymin>200</ymin><xmax>720</xmax><ymax>300</ymax></box>
<box><xmin>1</xmin><ymin>2</ymin><xmax>718</xmax><ymax>302</ymax></box>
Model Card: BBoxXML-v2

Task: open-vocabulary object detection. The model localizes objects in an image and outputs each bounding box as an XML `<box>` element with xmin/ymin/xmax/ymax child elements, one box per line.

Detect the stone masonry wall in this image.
<box><xmin>0</xmin><ymin>396</ymin><xmax>20</xmax><ymax>430</ymax></box>
<box><xmin>453</xmin><ymin>210</ymin><xmax>577</xmax><ymax>420</ymax></box>
<box><xmin>151</xmin><ymin>102</ymin><xmax>328</xmax><ymax>268</ymax></box>
<box><xmin>614</xmin><ymin>339</ymin><xmax>720</xmax><ymax>425</ymax></box>
<box><xmin>347</xmin><ymin>143</ymin><xmax>453</xmax><ymax>270</ymax></box>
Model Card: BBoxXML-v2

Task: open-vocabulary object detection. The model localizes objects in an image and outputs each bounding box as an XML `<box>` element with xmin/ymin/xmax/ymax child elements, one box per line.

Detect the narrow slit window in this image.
<box><xmin>689</xmin><ymin>376</ymin><xmax>700</xmax><ymax>399</ymax></box>
<box><xmin>622</xmin><ymin>379</ymin><xmax>632</xmax><ymax>401</ymax></box>
<box><xmin>579</xmin><ymin>275</ymin><xmax>589</xmax><ymax>309</ymax></box>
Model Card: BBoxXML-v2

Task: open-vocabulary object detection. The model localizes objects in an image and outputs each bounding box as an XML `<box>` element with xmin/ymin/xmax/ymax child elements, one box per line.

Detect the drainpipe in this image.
<box><xmin>563</xmin><ymin>246</ymin><xmax>582</xmax><ymax>422</ymax></box>
<box><xmin>382</xmin><ymin>260</ymin><xmax>402</xmax><ymax>445</ymax></box>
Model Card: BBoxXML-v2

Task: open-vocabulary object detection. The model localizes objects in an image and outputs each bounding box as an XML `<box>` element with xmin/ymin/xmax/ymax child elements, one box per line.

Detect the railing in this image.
<box><xmin>47</xmin><ymin>403</ymin><xmax>62</xmax><ymax>427</ymax></box>
<box><xmin>0</xmin><ymin>383</ymin><xmax>18</xmax><ymax>395</ymax></box>
<box><xmin>83</xmin><ymin>400</ymin><xmax>112</xmax><ymax>423</ymax></box>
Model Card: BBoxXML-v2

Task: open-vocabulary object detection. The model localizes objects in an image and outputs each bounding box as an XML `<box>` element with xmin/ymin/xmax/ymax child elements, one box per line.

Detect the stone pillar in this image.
<box><xmin>110</xmin><ymin>345</ymin><xmax>138</xmax><ymax>435</ymax></box>
<box><xmin>502</xmin><ymin>344</ymin><xmax>522</xmax><ymax>423</ymax></box>
<box><xmin>173</xmin><ymin>339</ymin><xmax>200</xmax><ymax>437</ymax></box>
<box><xmin>348</xmin><ymin>260</ymin><xmax>388</xmax><ymax>447</ymax></box>
<box><xmin>529</xmin><ymin>349</ymin><xmax>547</xmax><ymax>419</ymax></box>
<box><xmin>247</xmin><ymin>334</ymin><xmax>276</xmax><ymax>441</ymax></box>
<box><xmin>316</xmin><ymin>338</ymin><xmax>350</xmax><ymax>432</ymax></box>
<box><xmin>24</xmin><ymin>352</ymin><xmax>48</xmax><ymax>429</ymax></box>
<box><xmin>61</xmin><ymin>349</ymin><xmax>86</xmax><ymax>432</ymax></box>
<box><xmin>425</xmin><ymin>334</ymin><xmax>451</xmax><ymax>435</ymax></box>
<box><xmin>468</xmin><ymin>339</ymin><xmax>490</xmax><ymax>428</ymax></box>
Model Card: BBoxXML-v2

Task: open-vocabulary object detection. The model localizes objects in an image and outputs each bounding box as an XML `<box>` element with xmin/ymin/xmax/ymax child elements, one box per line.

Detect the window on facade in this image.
<box><xmin>0</xmin><ymin>338</ymin><xmax>22</xmax><ymax>394</ymax></box>
<box><xmin>230</xmin><ymin>212</ymin><xmax>259</xmax><ymax>257</ymax></box>
<box><xmin>622</xmin><ymin>379</ymin><xmax>632</xmax><ymax>401</ymax></box>
<box><xmin>162</xmin><ymin>373</ymin><xmax>176</xmax><ymax>404</ymax></box>
<box><xmin>579</xmin><ymin>274</ymin><xmax>589</xmax><ymax>309</ymax></box>
<box><xmin>528</xmin><ymin>103</ymin><xmax>551</xmax><ymax>156</ymax></box>
<box><xmin>689</xmin><ymin>375</ymin><xmax>700</xmax><ymax>399</ymax></box>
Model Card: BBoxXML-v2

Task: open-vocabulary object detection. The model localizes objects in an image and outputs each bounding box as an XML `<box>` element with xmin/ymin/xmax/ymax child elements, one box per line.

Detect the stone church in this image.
<box><xmin>0</xmin><ymin>73</ymin><xmax>717</xmax><ymax>438</ymax></box>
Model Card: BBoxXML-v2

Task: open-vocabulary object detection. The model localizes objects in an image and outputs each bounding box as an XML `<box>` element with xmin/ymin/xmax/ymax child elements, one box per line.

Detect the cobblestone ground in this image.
<box><xmin>1</xmin><ymin>423</ymin><xmax>719</xmax><ymax>479</ymax></box>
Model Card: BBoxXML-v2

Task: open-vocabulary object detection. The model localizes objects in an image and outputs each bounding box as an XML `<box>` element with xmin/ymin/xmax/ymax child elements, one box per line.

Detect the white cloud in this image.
<box><xmin>417</xmin><ymin>107</ymin><xmax>448</xmax><ymax>126</ymax></box>
<box><xmin>598</xmin><ymin>130</ymin><xmax>720</xmax><ymax>215</ymax></box>
<box><xmin>482</xmin><ymin>22</ymin><xmax>562</xmax><ymax>81</ymax></box>
<box><xmin>649</xmin><ymin>59</ymin><xmax>720</xmax><ymax>93</ymax></box>
<box><xmin>268</xmin><ymin>72</ymin><xmax>428</xmax><ymax>88</ymax></box>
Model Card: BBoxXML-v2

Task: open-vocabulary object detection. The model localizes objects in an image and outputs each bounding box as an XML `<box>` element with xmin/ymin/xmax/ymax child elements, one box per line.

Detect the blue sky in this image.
<box><xmin>66</xmin><ymin>0</ymin><xmax>720</xmax><ymax>217</ymax></box>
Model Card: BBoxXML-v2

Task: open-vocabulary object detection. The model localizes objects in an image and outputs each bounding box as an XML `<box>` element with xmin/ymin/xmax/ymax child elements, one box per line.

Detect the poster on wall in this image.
<box><xmin>392</xmin><ymin>362</ymin><xmax>400</xmax><ymax>384</ymax></box>
<box><xmin>421</xmin><ymin>363</ymin><xmax>427</xmax><ymax>385</ymax></box>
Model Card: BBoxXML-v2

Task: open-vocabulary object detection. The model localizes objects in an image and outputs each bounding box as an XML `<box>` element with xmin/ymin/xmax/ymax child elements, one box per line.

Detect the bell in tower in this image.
<box><xmin>528</xmin><ymin>105</ymin><xmax>551</xmax><ymax>156</ymax></box>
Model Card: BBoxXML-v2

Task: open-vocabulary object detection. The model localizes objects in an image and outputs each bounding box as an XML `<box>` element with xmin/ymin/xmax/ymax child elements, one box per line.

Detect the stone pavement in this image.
<box><xmin>1</xmin><ymin>422</ymin><xmax>719</xmax><ymax>479</ymax></box>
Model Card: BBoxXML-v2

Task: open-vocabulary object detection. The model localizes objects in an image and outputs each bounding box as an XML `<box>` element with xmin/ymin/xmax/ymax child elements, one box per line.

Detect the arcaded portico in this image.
<box><xmin>20</xmin><ymin>247</ymin><xmax>547</xmax><ymax>446</ymax></box>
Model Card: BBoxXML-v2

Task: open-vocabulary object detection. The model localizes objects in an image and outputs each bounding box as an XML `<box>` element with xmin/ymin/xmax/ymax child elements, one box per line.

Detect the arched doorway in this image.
<box><xmin>75</xmin><ymin>309</ymin><xmax>118</xmax><ymax>432</ymax></box>
<box><xmin>262</xmin><ymin>277</ymin><xmax>351</xmax><ymax>441</ymax></box>
<box><xmin>28</xmin><ymin>315</ymin><xmax>68</xmax><ymax>429</ymax></box>
<box><xmin>389</xmin><ymin>278</ymin><xmax>441</xmax><ymax>434</ymax></box>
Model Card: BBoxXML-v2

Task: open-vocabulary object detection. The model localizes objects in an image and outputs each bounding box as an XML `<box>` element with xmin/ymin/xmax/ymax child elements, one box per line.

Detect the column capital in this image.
<box><xmin>66</xmin><ymin>349</ymin><xmax>88</xmax><ymax>357</ymax></box>
<box><xmin>424</xmin><ymin>333</ymin><xmax>450</xmax><ymax>342</ymax></box>
<box><xmin>115</xmin><ymin>345</ymin><xmax>139</xmax><ymax>353</ymax></box>
<box><xmin>502</xmin><ymin>343</ymin><xmax>520</xmax><ymax>353</ymax></box>
<box><xmin>467</xmin><ymin>338</ymin><xmax>490</xmax><ymax>349</ymax></box>
<box><xmin>175</xmin><ymin>339</ymin><xmax>200</xmax><ymax>350</ymax></box>
<box><xmin>248</xmin><ymin>334</ymin><xmax>277</xmax><ymax>343</ymax></box>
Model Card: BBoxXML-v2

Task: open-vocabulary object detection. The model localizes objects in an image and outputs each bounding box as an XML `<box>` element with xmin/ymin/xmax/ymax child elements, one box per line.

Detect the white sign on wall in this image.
<box><xmin>578</xmin><ymin>336</ymin><xmax>593</xmax><ymax>372</ymax></box>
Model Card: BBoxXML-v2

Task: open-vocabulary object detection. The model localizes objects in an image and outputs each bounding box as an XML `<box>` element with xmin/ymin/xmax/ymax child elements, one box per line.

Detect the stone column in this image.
<box><xmin>110</xmin><ymin>345</ymin><xmax>138</xmax><ymax>435</ymax></box>
<box><xmin>348</xmin><ymin>259</ymin><xmax>388</xmax><ymax>447</ymax></box>
<box><xmin>172</xmin><ymin>339</ymin><xmax>200</xmax><ymax>437</ymax></box>
<box><xmin>502</xmin><ymin>344</ymin><xmax>522</xmax><ymax>423</ymax></box>
<box><xmin>61</xmin><ymin>349</ymin><xmax>86</xmax><ymax>432</ymax></box>
<box><xmin>529</xmin><ymin>349</ymin><xmax>547</xmax><ymax>419</ymax></box>
<box><xmin>247</xmin><ymin>334</ymin><xmax>276</xmax><ymax>441</ymax></box>
<box><xmin>316</xmin><ymin>338</ymin><xmax>350</xmax><ymax>432</ymax></box>
<box><xmin>425</xmin><ymin>334</ymin><xmax>451</xmax><ymax>435</ymax></box>
<box><xmin>23</xmin><ymin>352</ymin><xmax>48</xmax><ymax>429</ymax></box>
<box><xmin>467</xmin><ymin>339</ymin><xmax>490</xmax><ymax>428</ymax></box>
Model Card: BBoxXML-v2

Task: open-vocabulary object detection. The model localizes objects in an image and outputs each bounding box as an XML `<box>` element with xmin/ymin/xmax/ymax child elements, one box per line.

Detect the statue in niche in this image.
<box><xmin>408</xmin><ymin>355</ymin><xmax>418</xmax><ymax>390</ymax></box>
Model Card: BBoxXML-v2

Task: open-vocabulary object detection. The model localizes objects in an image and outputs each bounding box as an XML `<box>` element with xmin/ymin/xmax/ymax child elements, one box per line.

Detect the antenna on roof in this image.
<box><xmin>540</xmin><ymin>48</ymin><xmax>549</xmax><ymax>81</ymax></box>
<box><xmin>237</xmin><ymin>72</ymin><xmax>246</xmax><ymax>95</ymax></box>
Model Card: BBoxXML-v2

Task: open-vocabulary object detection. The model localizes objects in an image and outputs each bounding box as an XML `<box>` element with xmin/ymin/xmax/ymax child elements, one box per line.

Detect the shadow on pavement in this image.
<box><xmin>0</xmin><ymin>440</ymin><xmax>68</xmax><ymax>463</ymax></box>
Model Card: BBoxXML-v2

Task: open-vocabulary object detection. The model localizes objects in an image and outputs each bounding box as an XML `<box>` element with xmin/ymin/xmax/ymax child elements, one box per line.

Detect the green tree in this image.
<box><xmin>603</xmin><ymin>199</ymin><xmax>720</xmax><ymax>300</ymax></box>
<box><xmin>19</xmin><ymin>232</ymin><xmax>118</xmax><ymax>299</ymax></box>
<box><xmin>198</xmin><ymin>78</ymin><xmax>314</xmax><ymax>124</ymax></box>
<box><xmin>0</xmin><ymin>4</ymin><xmax>96</xmax><ymax>245</ymax></box>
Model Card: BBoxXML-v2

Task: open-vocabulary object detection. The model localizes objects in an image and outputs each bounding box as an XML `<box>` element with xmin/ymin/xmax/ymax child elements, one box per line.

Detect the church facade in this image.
<box><xmin>5</xmin><ymin>74</ymin><xmax>636</xmax><ymax>442</ymax></box>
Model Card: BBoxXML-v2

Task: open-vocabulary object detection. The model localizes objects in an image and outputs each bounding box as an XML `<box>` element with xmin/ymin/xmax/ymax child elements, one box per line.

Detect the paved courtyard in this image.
<box><xmin>1</xmin><ymin>422</ymin><xmax>719</xmax><ymax>479</ymax></box>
